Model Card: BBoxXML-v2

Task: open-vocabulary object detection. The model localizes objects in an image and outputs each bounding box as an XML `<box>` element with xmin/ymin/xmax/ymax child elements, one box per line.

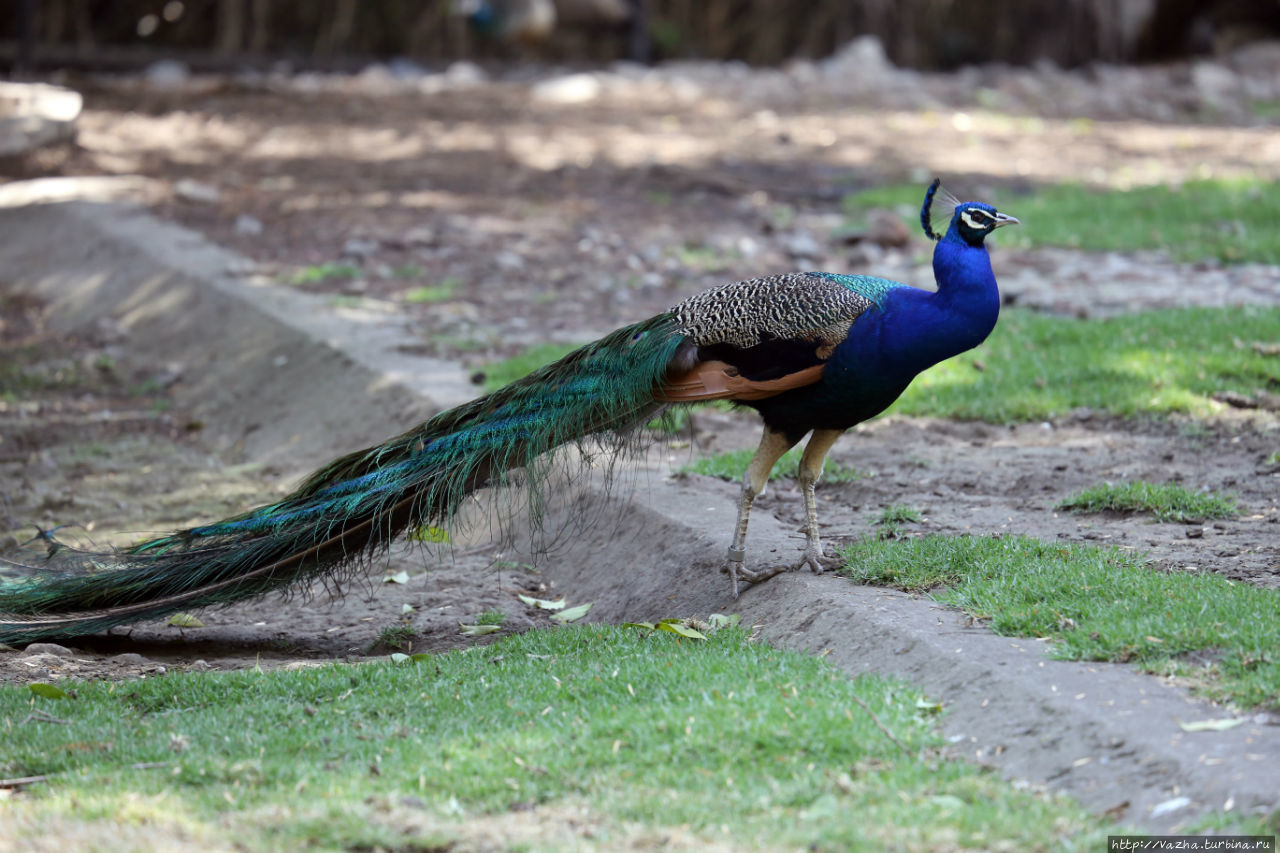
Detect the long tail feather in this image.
<box><xmin>0</xmin><ymin>314</ymin><xmax>686</xmax><ymax>643</ymax></box>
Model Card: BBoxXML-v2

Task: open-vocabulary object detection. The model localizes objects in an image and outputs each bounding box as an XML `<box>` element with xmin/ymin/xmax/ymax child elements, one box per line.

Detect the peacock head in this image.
<box><xmin>921</xmin><ymin>179</ymin><xmax>1019</xmax><ymax>247</ymax></box>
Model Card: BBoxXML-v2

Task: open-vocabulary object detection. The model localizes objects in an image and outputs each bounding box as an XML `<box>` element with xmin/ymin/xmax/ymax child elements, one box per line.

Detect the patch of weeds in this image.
<box><xmin>678</xmin><ymin>446</ymin><xmax>865</xmax><ymax>483</ymax></box>
<box><xmin>839</xmin><ymin>533</ymin><xmax>1280</xmax><ymax>708</ymax></box>
<box><xmin>1263</xmin><ymin>451</ymin><xmax>1280</xmax><ymax>466</ymax></box>
<box><xmin>0</xmin><ymin>626</ymin><xmax>1107</xmax><ymax>850</ymax></box>
<box><xmin>401</xmin><ymin>278</ymin><xmax>461</xmax><ymax>304</ymax></box>
<box><xmin>287</xmin><ymin>262</ymin><xmax>362</xmax><ymax>285</ymax></box>
<box><xmin>874</xmin><ymin>503</ymin><xmax>923</xmax><ymax>539</ymax></box>
<box><xmin>474</xmin><ymin>610</ymin><xmax>507</xmax><ymax>627</ymax></box>
<box><xmin>392</xmin><ymin>265</ymin><xmax>425</xmax><ymax>279</ymax></box>
<box><xmin>374</xmin><ymin>624</ymin><xmax>416</xmax><ymax>651</ymax></box>
<box><xmin>1058</xmin><ymin>481</ymin><xmax>1238</xmax><ymax>523</ymax></box>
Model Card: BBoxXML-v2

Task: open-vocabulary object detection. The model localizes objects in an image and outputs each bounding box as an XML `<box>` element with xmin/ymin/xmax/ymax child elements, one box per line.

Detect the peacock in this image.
<box><xmin>0</xmin><ymin>181</ymin><xmax>1017</xmax><ymax>644</ymax></box>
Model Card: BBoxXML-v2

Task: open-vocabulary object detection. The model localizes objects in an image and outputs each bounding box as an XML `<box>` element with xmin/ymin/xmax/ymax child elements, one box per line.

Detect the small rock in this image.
<box><xmin>19</xmin><ymin>653</ymin><xmax>69</xmax><ymax>668</ymax></box>
<box><xmin>444</xmin><ymin>61</ymin><xmax>488</xmax><ymax>87</ymax></box>
<box><xmin>234</xmin><ymin>214</ymin><xmax>264</xmax><ymax>236</ymax></box>
<box><xmin>1191</xmin><ymin>61</ymin><xmax>1240</xmax><ymax>107</ymax></box>
<box><xmin>341</xmin><ymin>237</ymin><xmax>380</xmax><ymax>260</ymax></box>
<box><xmin>144</xmin><ymin>60</ymin><xmax>191</xmax><ymax>90</ymax></box>
<box><xmin>1185</xmin><ymin>527</ymin><xmax>1205</xmax><ymax>539</ymax></box>
<box><xmin>783</xmin><ymin>231</ymin><xmax>822</xmax><ymax>260</ymax></box>
<box><xmin>867</xmin><ymin>211</ymin><xmax>912</xmax><ymax>248</ymax></box>
<box><xmin>21</xmin><ymin>642</ymin><xmax>75</xmax><ymax>658</ymax></box>
<box><xmin>174</xmin><ymin>179</ymin><xmax>220</xmax><ymax>204</ymax></box>
<box><xmin>532</xmin><ymin>73</ymin><xmax>602</xmax><ymax>104</ymax></box>
<box><xmin>403</xmin><ymin>226</ymin><xmax>437</xmax><ymax>247</ymax></box>
<box><xmin>109</xmin><ymin>652</ymin><xmax>149</xmax><ymax>666</ymax></box>
<box><xmin>496</xmin><ymin>250</ymin><xmax>525</xmax><ymax>271</ymax></box>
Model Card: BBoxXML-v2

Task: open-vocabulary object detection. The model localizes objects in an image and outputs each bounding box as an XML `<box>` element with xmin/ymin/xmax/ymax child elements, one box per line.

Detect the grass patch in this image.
<box><xmin>840</xmin><ymin>534</ymin><xmax>1280</xmax><ymax>708</ymax></box>
<box><xmin>0</xmin><ymin>627</ymin><xmax>1102</xmax><ymax>850</ymax></box>
<box><xmin>402</xmin><ymin>277</ymin><xmax>462</xmax><ymax>304</ymax></box>
<box><xmin>480</xmin><ymin>343</ymin><xmax>582</xmax><ymax>392</ymax></box>
<box><xmin>287</xmin><ymin>262</ymin><xmax>362</xmax><ymax>285</ymax></box>
<box><xmin>474</xmin><ymin>609</ymin><xmax>507</xmax><ymax>626</ymax></box>
<box><xmin>678</xmin><ymin>446</ymin><xmax>865</xmax><ymax>483</ymax></box>
<box><xmin>873</xmin><ymin>504</ymin><xmax>923</xmax><ymax>539</ymax></box>
<box><xmin>373</xmin><ymin>624</ymin><xmax>416</xmax><ymax>651</ymax></box>
<box><xmin>895</xmin><ymin>305</ymin><xmax>1280</xmax><ymax>421</ymax></box>
<box><xmin>875</xmin><ymin>504</ymin><xmax>923</xmax><ymax>526</ymax></box>
<box><xmin>1058</xmin><ymin>481</ymin><xmax>1238</xmax><ymax>523</ymax></box>
<box><xmin>844</xmin><ymin>178</ymin><xmax>1279</xmax><ymax>263</ymax></box>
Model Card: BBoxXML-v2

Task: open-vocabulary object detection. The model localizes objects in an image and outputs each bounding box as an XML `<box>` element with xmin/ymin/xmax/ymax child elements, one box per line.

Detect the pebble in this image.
<box><xmin>234</xmin><ymin>214</ymin><xmax>264</xmax><ymax>236</ymax></box>
<box><xmin>20</xmin><ymin>642</ymin><xmax>75</xmax><ymax>658</ymax></box>
<box><xmin>109</xmin><ymin>652</ymin><xmax>149</xmax><ymax>666</ymax></box>
<box><xmin>174</xmin><ymin>179</ymin><xmax>220</xmax><ymax>204</ymax></box>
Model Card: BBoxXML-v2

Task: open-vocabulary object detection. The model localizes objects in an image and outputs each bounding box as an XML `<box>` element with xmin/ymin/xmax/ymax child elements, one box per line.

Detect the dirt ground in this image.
<box><xmin>2</xmin><ymin>56</ymin><xmax>1279</xmax><ymax>830</ymax></box>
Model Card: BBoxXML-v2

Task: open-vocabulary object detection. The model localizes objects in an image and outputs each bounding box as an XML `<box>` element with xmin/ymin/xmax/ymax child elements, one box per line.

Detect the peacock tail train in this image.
<box><xmin>0</xmin><ymin>314</ymin><xmax>686</xmax><ymax>643</ymax></box>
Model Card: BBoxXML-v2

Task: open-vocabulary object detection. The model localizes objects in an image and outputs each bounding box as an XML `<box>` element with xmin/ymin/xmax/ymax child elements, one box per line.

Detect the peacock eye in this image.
<box><xmin>959</xmin><ymin>210</ymin><xmax>994</xmax><ymax>230</ymax></box>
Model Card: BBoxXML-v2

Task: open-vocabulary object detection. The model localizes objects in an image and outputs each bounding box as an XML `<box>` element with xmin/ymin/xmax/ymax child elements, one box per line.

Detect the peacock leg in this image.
<box><xmin>792</xmin><ymin>428</ymin><xmax>843</xmax><ymax>574</ymax></box>
<box><xmin>725</xmin><ymin>428</ymin><xmax>797</xmax><ymax>597</ymax></box>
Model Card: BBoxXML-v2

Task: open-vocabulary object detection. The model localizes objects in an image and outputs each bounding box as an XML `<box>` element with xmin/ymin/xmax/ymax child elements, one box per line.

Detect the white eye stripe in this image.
<box><xmin>960</xmin><ymin>210</ymin><xmax>994</xmax><ymax>229</ymax></box>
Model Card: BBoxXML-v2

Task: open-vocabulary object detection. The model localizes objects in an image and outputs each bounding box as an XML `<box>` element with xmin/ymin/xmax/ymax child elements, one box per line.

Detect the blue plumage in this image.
<box><xmin>0</xmin><ymin>181</ymin><xmax>1017</xmax><ymax>640</ymax></box>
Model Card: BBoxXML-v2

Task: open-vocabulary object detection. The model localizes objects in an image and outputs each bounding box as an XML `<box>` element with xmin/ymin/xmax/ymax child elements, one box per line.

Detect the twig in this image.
<box><xmin>20</xmin><ymin>709</ymin><xmax>69</xmax><ymax>725</ymax></box>
<box><xmin>849</xmin><ymin>692</ymin><xmax>910</xmax><ymax>755</ymax></box>
<box><xmin>0</xmin><ymin>761</ymin><xmax>169</xmax><ymax>789</ymax></box>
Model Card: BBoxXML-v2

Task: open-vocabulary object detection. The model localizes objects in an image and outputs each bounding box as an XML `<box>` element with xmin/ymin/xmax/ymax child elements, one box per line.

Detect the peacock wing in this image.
<box><xmin>660</xmin><ymin>272</ymin><xmax>901</xmax><ymax>402</ymax></box>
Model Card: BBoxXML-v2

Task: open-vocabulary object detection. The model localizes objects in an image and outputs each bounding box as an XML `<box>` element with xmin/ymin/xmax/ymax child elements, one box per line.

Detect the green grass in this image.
<box><xmin>895</xmin><ymin>305</ymin><xmax>1280</xmax><ymax>421</ymax></box>
<box><xmin>475</xmin><ymin>609</ymin><xmax>507</xmax><ymax>626</ymax></box>
<box><xmin>844</xmin><ymin>178</ymin><xmax>1280</xmax><ymax>263</ymax></box>
<box><xmin>0</xmin><ymin>627</ymin><xmax>1103</xmax><ymax>851</ymax></box>
<box><xmin>1058</xmin><ymin>481</ymin><xmax>1239</xmax><ymax>523</ymax></box>
<box><xmin>677</xmin><ymin>446</ymin><xmax>865</xmax><ymax>483</ymax></box>
<box><xmin>402</xmin><ymin>277</ymin><xmax>462</xmax><ymax>304</ymax></box>
<box><xmin>874</xmin><ymin>504</ymin><xmax>923</xmax><ymax>526</ymax></box>
<box><xmin>481</xmin><ymin>343</ymin><xmax>581</xmax><ymax>392</ymax></box>
<box><xmin>373</xmin><ymin>623</ymin><xmax>416</xmax><ymax>650</ymax></box>
<box><xmin>840</xmin><ymin>534</ymin><xmax>1280</xmax><ymax>708</ymax></box>
<box><xmin>287</xmin><ymin>262</ymin><xmax>362</xmax><ymax>285</ymax></box>
<box><xmin>872</xmin><ymin>504</ymin><xmax>923</xmax><ymax>540</ymax></box>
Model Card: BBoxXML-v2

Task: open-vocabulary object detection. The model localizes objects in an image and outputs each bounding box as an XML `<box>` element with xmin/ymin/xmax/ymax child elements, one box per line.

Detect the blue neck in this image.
<box><xmin>869</xmin><ymin>237</ymin><xmax>999</xmax><ymax>376</ymax></box>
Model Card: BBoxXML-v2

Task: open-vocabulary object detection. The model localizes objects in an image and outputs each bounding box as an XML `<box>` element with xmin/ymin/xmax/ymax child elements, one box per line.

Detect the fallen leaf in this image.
<box><xmin>551</xmin><ymin>603</ymin><xmax>592</xmax><ymax>623</ymax></box>
<box><xmin>656</xmin><ymin>621</ymin><xmax>707</xmax><ymax>640</ymax></box>
<box><xmin>407</xmin><ymin>525</ymin><xmax>450</xmax><ymax>543</ymax></box>
<box><xmin>384</xmin><ymin>571</ymin><xmax>410</xmax><ymax>585</ymax></box>
<box><xmin>166</xmin><ymin>613</ymin><xmax>205</xmax><ymax>628</ymax></box>
<box><xmin>29</xmin><ymin>683</ymin><xmax>67</xmax><ymax>700</ymax></box>
<box><xmin>459</xmin><ymin>623</ymin><xmax>502</xmax><ymax>636</ymax></box>
<box><xmin>1177</xmin><ymin>718</ymin><xmax>1245</xmax><ymax>732</ymax></box>
<box><xmin>518</xmin><ymin>594</ymin><xmax>566</xmax><ymax>610</ymax></box>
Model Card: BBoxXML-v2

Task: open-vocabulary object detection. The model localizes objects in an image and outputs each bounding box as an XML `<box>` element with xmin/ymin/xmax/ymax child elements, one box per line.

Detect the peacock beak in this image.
<box><xmin>993</xmin><ymin>212</ymin><xmax>1020</xmax><ymax>228</ymax></box>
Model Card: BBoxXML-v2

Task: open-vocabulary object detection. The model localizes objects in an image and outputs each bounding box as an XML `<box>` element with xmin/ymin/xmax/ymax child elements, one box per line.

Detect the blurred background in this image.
<box><xmin>3</xmin><ymin>0</ymin><xmax>1280</xmax><ymax>70</ymax></box>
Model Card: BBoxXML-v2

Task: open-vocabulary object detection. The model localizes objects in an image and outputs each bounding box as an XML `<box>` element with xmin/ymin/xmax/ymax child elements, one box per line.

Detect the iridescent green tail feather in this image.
<box><xmin>0</xmin><ymin>315</ymin><xmax>686</xmax><ymax>643</ymax></box>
